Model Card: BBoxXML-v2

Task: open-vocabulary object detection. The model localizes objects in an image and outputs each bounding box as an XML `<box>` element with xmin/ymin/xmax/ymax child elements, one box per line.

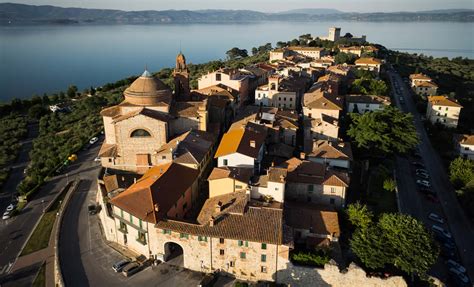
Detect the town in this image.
<box><xmin>0</xmin><ymin>26</ymin><xmax>473</xmax><ymax>287</ymax></box>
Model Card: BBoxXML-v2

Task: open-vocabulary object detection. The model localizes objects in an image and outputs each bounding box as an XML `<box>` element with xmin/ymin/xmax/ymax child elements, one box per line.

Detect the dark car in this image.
<box><xmin>88</xmin><ymin>204</ymin><xmax>98</xmax><ymax>215</ymax></box>
<box><xmin>411</xmin><ymin>161</ymin><xmax>425</xmax><ymax>168</ymax></box>
<box><xmin>112</xmin><ymin>259</ymin><xmax>130</xmax><ymax>272</ymax></box>
<box><xmin>122</xmin><ymin>262</ymin><xmax>141</xmax><ymax>277</ymax></box>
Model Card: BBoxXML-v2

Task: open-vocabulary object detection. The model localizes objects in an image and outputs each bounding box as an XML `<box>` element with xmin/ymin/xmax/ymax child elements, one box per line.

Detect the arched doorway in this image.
<box><xmin>164</xmin><ymin>242</ymin><xmax>184</xmax><ymax>266</ymax></box>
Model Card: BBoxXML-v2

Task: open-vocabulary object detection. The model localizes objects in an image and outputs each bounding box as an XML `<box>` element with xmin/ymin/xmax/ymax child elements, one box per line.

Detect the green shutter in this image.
<box><xmin>261</xmin><ymin>254</ymin><xmax>267</xmax><ymax>262</ymax></box>
<box><xmin>139</xmin><ymin>219</ymin><xmax>142</xmax><ymax>228</ymax></box>
<box><xmin>262</xmin><ymin>243</ymin><xmax>267</xmax><ymax>249</ymax></box>
<box><xmin>238</xmin><ymin>240</ymin><xmax>243</xmax><ymax>246</ymax></box>
<box><xmin>245</xmin><ymin>241</ymin><xmax>249</xmax><ymax>247</ymax></box>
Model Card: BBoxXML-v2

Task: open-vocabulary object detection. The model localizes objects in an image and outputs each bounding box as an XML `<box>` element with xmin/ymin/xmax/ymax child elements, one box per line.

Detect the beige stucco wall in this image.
<box><xmin>426</xmin><ymin>103</ymin><xmax>461</xmax><ymax>128</ymax></box>
<box><xmin>209</xmin><ymin>177</ymin><xmax>249</xmax><ymax>198</ymax></box>
<box><xmin>303</xmin><ymin>108</ymin><xmax>340</xmax><ymax>122</ymax></box>
<box><xmin>286</xmin><ymin>183</ymin><xmax>346</xmax><ymax>208</ymax></box>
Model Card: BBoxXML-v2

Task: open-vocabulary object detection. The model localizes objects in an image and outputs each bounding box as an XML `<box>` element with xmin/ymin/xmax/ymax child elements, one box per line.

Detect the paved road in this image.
<box><xmin>389</xmin><ymin>68</ymin><xmax>474</xmax><ymax>284</ymax></box>
<box><xmin>0</xmin><ymin>138</ymin><xmax>102</xmax><ymax>283</ymax></box>
<box><xmin>59</xmin><ymin>176</ymin><xmax>204</xmax><ymax>286</ymax></box>
<box><xmin>0</xmin><ymin>123</ymin><xmax>38</xmax><ymax>214</ymax></box>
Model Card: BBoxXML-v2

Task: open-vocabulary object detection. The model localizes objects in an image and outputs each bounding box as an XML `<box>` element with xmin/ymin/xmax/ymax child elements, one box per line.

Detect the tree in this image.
<box><xmin>378</xmin><ymin>213</ymin><xmax>438</xmax><ymax>276</ymax></box>
<box><xmin>90</xmin><ymin>86</ymin><xmax>96</xmax><ymax>96</ymax></box>
<box><xmin>350</xmin><ymin>226</ymin><xmax>388</xmax><ymax>270</ymax></box>
<box><xmin>334</xmin><ymin>52</ymin><xmax>356</xmax><ymax>65</ymax></box>
<box><xmin>350</xmin><ymin>78</ymin><xmax>388</xmax><ymax>95</ymax></box>
<box><xmin>251</xmin><ymin>47</ymin><xmax>258</xmax><ymax>55</ymax></box>
<box><xmin>67</xmin><ymin>85</ymin><xmax>78</xmax><ymax>98</ymax></box>
<box><xmin>383</xmin><ymin>178</ymin><xmax>397</xmax><ymax>192</ymax></box>
<box><xmin>346</xmin><ymin>202</ymin><xmax>373</xmax><ymax>230</ymax></box>
<box><xmin>225</xmin><ymin>47</ymin><xmax>248</xmax><ymax>60</ymax></box>
<box><xmin>449</xmin><ymin>157</ymin><xmax>474</xmax><ymax>189</ymax></box>
<box><xmin>257</xmin><ymin>43</ymin><xmax>272</xmax><ymax>53</ymax></box>
<box><xmin>289</xmin><ymin>39</ymin><xmax>300</xmax><ymax>46</ymax></box>
<box><xmin>276</xmin><ymin>41</ymin><xmax>287</xmax><ymax>48</ymax></box>
<box><xmin>347</xmin><ymin>106</ymin><xmax>419</xmax><ymax>155</ymax></box>
<box><xmin>28</xmin><ymin>104</ymin><xmax>48</xmax><ymax>120</ymax></box>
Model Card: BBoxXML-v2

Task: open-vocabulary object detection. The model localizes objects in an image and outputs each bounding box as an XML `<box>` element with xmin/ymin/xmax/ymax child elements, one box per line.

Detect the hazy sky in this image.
<box><xmin>2</xmin><ymin>0</ymin><xmax>473</xmax><ymax>12</ymax></box>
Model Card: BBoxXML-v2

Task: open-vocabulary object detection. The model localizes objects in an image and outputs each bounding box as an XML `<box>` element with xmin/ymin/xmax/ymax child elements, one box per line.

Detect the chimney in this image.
<box><xmin>250</xmin><ymin>140</ymin><xmax>256</xmax><ymax>148</ymax></box>
<box><xmin>215</xmin><ymin>201</ymin><xmax>223</xmax><ymax>213</ymax></box>
<box><xmin>209</xmin><ymin>216</ymin><xmax>215</xmax><ymax>227</ymax></box>
<box><xmin>300</xmin><ymin>152</ymin><xmax>306</xmax><ymax>160</ymax></box>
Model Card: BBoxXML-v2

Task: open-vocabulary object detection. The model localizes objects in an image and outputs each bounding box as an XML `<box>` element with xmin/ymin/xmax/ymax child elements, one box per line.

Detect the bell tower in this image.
<box><xmin>173</xmin><ymin>52</ymin><xmax>190</xmax><ymax>102</ymax></box>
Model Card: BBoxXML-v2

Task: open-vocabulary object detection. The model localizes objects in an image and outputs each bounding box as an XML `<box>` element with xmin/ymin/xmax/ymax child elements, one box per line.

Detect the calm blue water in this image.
<box><xmin>0</xmin><ymin>21</ymin><xmax>473</xmax><ymax>101</ymax></box>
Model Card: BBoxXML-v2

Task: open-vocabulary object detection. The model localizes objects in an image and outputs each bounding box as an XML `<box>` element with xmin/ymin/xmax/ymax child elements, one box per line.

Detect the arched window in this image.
<box><xmin>130</xmin><ymin>129</ymin><xmax>151</xmax><ymax>137</ymax></box>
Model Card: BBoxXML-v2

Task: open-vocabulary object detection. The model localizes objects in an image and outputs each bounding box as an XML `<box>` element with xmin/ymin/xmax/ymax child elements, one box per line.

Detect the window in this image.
<box><xmin>119</xmin><ymin>221</ymin><xmax>127</xmax><ymax>233</ymax></box>
<box><xmin>223</xmin><ymin>159</ymin><xmax>228</xmax><ymax>166</ymax></box>
<box><xmin>139</xmin><ymin>219</ymin><xmax>143</xmax><ymax>229</ymax></box>
<box><xmin>261</xmin><ymin>243</ymin><xmax>267</xmax><ymax>249</ymax></box>
<box><xmin>137</xmin><ymin>231</ymin><xmax>147</xmax><ymax>245</ymax></box>
<box><xmin>130</xmin><ymin>129</ymin><xmax>151</xmax><ymax>137</ymax></box>
<box><xmin>261</xmin><ymin>254</ymin><xmax>267</xmax><ymax>262</ymax></box>
<box><xmin>180</xmin><ymin>233</ymin><xmax>189</xmax><ymax>239</ymax></box>
<box><xmin>330</xmin><ymin>187</ymin><xmax>336</xmax><ymax>194</ymax></box>
<box><xmin>162</xmin><ymin>155</ymin><xmax>166</xmax><ymax>159</ymax></box>
<box><xmin>120</xmin><ymin>209</ymin><xmax>124</xmax><ymax>218</ymax></box>
<box><xmin>308</xmin><ymin>185</ymin><xmax>314</xmax><ymax>192</ymax></box>
<box><xmin>183</xmin><ymin>202</ymin><xmax>187</xmax><ymax>210</ymax></box>
<box><xmin>284</xmin><ymin>97</ymin><xmax>286</xmax><ymax>101</ymax></box>
<box><xmin>220</xmin><ymin>249</ymin><xmax>225</xmax><ymax>255</ymax></box>
<box><xmin>289</xmin><ymin>104</ymin><xmax>292</xmax><ymax>108</ymax></box>
<box><xmin>330</xmin><ymin>198</ymin><xmax>335</xmax><ymax>204</ymax></box>
<box><xmin>235</xmin><ymin>185</ymin><xmax>242</xmax><ymax>189</ymax></box>
<box><xmin>240</xmin><ymin>252</ymin><xmax>246</xmax><ymax>259</ymax></box>
<box><xmin>219</xmin><ymin>238</ymin><xmax>225</xmax><ymax>244</ymax></box>
<box><xmin>198</xmin><ymin>236</ymin><xmax>208</xmax><ymax>242</ymax></box>
<box><xmin>129</xmin><ymin>214</ymin><xmax>133</xmax><ymax>224</ymax></box>
<box><xmin>230</xmin><ymin>261</ymin><xmax>235</xmax><ymax>267</ymax></box>
<box><xmin>444</xmin><ymin>113</ymin><xmax>447</xmax><ymax>117</ymax></box>
<box><xmin>261</xmin><ymin>266</ymin><xmax>267</xmax><ymax>273</ymax></box>
<box><xmin>446</xmin><ymin>107</ymin><xmax>449</xmax><ymax>111</ymax></box>
<box><xmin>438</xmin><ymin>107</ymin><xmax>442</xmax><ymax>110</ymax></box>
<box><xmin>238</xmin><ymin>240</ymin><xmax>248</xmax><ymax>247</ymax></box>
<box><xmin>279</xmin><ymin>97</ymin><xmax>281</xmax><ymax>101</ymax></box>
<box><xmin>108</xmin><ymin>158</ymin><xmax>113</xmax><ymax>163</ymax></box>
<box><xmin>238</xmin><ymin>240</ymin><xmax>243</xmax><ymax>246</ymax></box>
<box><xmin>216</xmin><ymin>73</ymin><xmax>221</xmax><ymax>81</ymax></box>
<box><xmin>162</xmin><ymin>229</ymin><xmax>171</xmax><ymax>235</ymax></box>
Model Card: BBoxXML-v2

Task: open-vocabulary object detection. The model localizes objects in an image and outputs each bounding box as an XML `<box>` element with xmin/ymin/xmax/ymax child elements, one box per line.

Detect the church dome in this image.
<box><xmin>124</xmin><ymin>70</ymin><xmax>172</xmax><ymax>106</ymax></box>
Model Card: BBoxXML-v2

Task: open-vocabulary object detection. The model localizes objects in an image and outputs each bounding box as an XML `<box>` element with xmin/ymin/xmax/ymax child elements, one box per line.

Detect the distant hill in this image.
<box><xmin>0</xmin><ymin>3</ymin><xmax>472</xmax><ymax>25</ymax></box>
<box><xmin>279</xmin><ymin>8</ymin><xmax>343</xmax><ymax>15</ymax></box>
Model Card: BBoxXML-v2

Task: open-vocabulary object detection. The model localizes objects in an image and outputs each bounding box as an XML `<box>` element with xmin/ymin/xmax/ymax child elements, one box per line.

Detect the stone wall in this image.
<box><xmin>277</xmin><ymin>261</ymin><xmax>407</xmax><ymax>287</ymax></box>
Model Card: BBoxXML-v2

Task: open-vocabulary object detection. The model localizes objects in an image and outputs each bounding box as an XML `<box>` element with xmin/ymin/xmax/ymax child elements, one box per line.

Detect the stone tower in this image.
<box><xmin>328</xmin><ymin>27</ymin><xmax>341</xmax><ymax>42</ymax></box>
<box><xmin>173</xmin><ymin>52</ymin><xmax>190</xmax><ymax>102</ymax></box>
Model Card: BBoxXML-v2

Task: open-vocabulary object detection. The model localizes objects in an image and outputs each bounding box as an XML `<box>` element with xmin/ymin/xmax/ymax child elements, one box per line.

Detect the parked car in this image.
<box><xmin>88</xmin><ymin>204</ymin><xmax>98</xmax><ymax>215</ymax></box>
<box><xmin>432</xmin><ymin>225</ymin><xmax>452</xmax><ymax>239</ymax></box>
<box><xmin>416</xmin><ymin>172</ymin><xmax>430</xmax><ymax>179</ymax></box>
<box><xmin>428</xmin><ymin>213</ymin><xmax>445</xmax><ymax>224</ymax></box>
<box><xmin>448</xmin><ymin>268</ymin><xmax>470</xmax><ymax>286</ymax></box>
<box><xmin>2</xmin><ymin>211</ymin><xmax>11</xmax><ymax>220</ymax></box>
<box><xmin>112</xmin><ymin>259</ymin><xmax>131</xmax><ymax>272</ymax></box>
<box><xmin>94</xmin><ymin>156</ymin><xmax>101</xmax><ymax>162</ymax></box>
<box><xmin>418</xmin><ymin>187</ymin><xmax>435</xmax><ymax>195</ymax></box>
<box><xmin>122</xmin><ymin>262</ymin><xmax>141</xmax><ymax>277</ymax></box>
<box><xmin>426</xmin><ymin>194</ymin><xmax>440</xmax><ymax>203</ymax></box>
<box><xmin>412</xmin><ymin>161</ymin><xmax>425</xmax><ymax>168</ymax></box>
<box><xmin>416</xmin><ymin>179</ymin><xmax>431</xmax><ymax>188</ymax></box>
<box><xmin>6</xmin><ymin>203</ymin><xmax>16</xmax><ymax>212</ymax></box>
<box><xmin>446</xmin><ymin>259</ymin><xmax>466</xmax><ymax>274</ymax></box>
<box><xmin>89</xmin><ymin>137</ymin><xmax>99</xmax><ymax>145</ymax></box>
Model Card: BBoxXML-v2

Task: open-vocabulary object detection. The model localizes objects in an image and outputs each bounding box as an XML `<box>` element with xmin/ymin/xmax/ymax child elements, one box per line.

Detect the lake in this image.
<box><xmin>0</xmin><ymin>21</ymin><xmax>473</xmax><ymax>101</ymax></box>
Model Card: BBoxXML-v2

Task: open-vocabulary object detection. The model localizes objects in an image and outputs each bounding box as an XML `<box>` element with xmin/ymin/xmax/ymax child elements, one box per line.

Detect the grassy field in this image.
<box><xmin>20</xmin><ymin>183</ymin><xmax>71</xmax><ymax>256</ymax></box>
<box><xmin>32</xmin><ymin>262</ymin><xmax>46</xmax><ymax>287</ymax></box>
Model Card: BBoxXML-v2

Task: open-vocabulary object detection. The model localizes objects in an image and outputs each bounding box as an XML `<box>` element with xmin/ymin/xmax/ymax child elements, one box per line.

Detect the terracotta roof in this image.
<box><xmin>268</xmin><ymin>167</ymin><xmax>288</xmax><ymax>183</ymax></box>
<box><xmin>155</xmin><ymin>191</ymin><xmax>284</xmax><ymax>244</ymax></box>
<box><xmin>280</xmin><ymin>157</ymin><xmax>349</xmax><ymax>187</ymax></box>
<box><xmin>355</xmin><ymin>57</ymin><xmax>382</xmax><ymax>65</ymax></box>
<box><xmin>456</xmin><ymin>134</ymin><xmax>474</xmax><ymax>146</ymax></box>
<box><xmin>196</xmin><ymin>84</ymin><xmax>239</xmax><ymax>99</ymax></box>
<box><xmin>171</xmin><ymin>101</ymin><xmax>206</xmax><ymax>118</ymax></box>
<box><xmin>323</xmin><ymin>171</ymin><xmax>350</xmax><ymax>187</ymax></box>
<box><xmin>428</xmin><ymin>95</ymin><xmax>463</xmax><ymax>108</ymax></box>
<box><xmin>285</xmin><ymin>201</ymin><xmax>340</xmax><ymax>237</ymax></box>
<box><xmin>288</xmin><ymin>46</ymin><xmax>324</xmax><ymax>52</ymax></box>
<box><xmin>124</xmin><ymin>71</ymin><xmax>171</xmax><ymax>98</ymax></box>
<box><xmin>303</xmin><ymin>90</ymin><xmax>344</xmax><ymax>110</ymax></box>
<box><xmin>112</xmin><ymin>107</ymin><xmax>173</xmax><ymax>123</ymax></box>
<box><xmin>208</xmin><ymin>166</ymin><xmax>253</xmax><ymax>183</ymax></box>
<box><xmin>346</xmin><ymin>94</ymin><xmax>391</xmax><ymax>105</ymax></box>
<box><xmin>414</xmin><ymin>81</ymin><xmax>438</xmax><ymax>88</ymax></box>
<box><xmin>309</xmin><ymin>140</ymin><xmax>353</xmax><ymax>161</ymax></box>
<box><xmin>214</xmin><ymin>124</ymin><xmax>267</xmax><ymax>158</ymax></box>
<box><xmin>100</xmin><ymin>106</ymin><xmax>121</xmax><ymax>117</ymax></box>
<box><xmin>110</xmin><ymin>163</ymin><xmax>199</xmax><ymax>224</ymax></box>
<box><xmin>98</xmin><ymin>143</ymin><xmax>117</xmax><ymax>158</ymax></box>
<box><xmin>409</xmin><ymin>73</ymin><xmax>432</xmax><ymax>80</ymax></box>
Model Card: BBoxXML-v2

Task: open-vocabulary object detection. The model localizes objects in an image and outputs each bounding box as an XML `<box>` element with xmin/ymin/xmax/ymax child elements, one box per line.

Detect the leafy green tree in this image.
<box><xmin>67</xmin><ymin>85</ymin><xmax>78</xmax><ymax>98</ymax></box>
<box><xmin>276</xmin><ymin>41</ymin><xmax>287</xmax><ymax>48</ymax></box>
<box><xmin>350</xmin><ymin>78</ymin><xmax>388</xmax><ymax>95</ymax></box>
<box><xmin>225</xmin><ymin>47</ymin><xmax>248</xmax><ymax>60</ymax></box>
<box><xmin>28</xmin><ymin>104</ymin><xmax>48</xmax><ymax>120</ymax></box>
<box><xmin>334</xmin><ymin>52</ymin><xmax>356</xmax><ymax>65</ymax></box>
<box><xmin>350</xmin><ymin>226</ymin><xmax>388</xmax><ymax>269</ymax></box>
<box><xmin>383</xmin><ymin>178</ymin><xmax>397</xmax><ymax>192</ymax></box>
<box><xmin>449</xmin><ymin>157</ymin><xmax>474</xmax><ymax>188</ymax></box>
<box><xmin>257</xmin><ymin>43</ymin><xmax>272</xmax><ymax>53</ymax></box>
<box><xmin>346</xmin><ymin>202</ymin><xmax>373</xmax><ymax>230</ymax></box>
<box><xmin>378</xmin><ymin>213</ymin><xmax>438</xmax><ymax>276</ymax></box>
<box><xmin>347</xmin><ymin>106</ymin><xmax>419</xmax><ymax>155</ymax></box>
<box><xmin>251</xmin><ymin>47</ymin><xmax>258</xmax><ymax>55</ymax></box>
<box><xmin>289</xmin><ymin>39</ymin><xmax>300</xmax><ymax>46</ymax></box>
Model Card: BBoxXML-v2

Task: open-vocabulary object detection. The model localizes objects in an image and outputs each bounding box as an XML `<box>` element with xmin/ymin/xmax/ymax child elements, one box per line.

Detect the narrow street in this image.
<box><xmin>388</xmin><ymin>68</ymin><xmax>474</xmax><ymax>284</ymax></box>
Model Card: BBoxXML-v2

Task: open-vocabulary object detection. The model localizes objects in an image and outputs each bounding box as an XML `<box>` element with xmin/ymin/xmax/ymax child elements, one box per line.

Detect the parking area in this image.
<box><xmin>59</xmin><ymin>179</ymin><xmax>205</xmax><ymax>287</ymax></box>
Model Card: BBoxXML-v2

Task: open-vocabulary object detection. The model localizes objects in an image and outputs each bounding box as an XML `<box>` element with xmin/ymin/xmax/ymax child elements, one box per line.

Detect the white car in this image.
<box><xmin>6</xmin><ymin>203</ymin><xmax>15</xmax><ymax>212</ymax></box>
<box><xmin>416</xmin><ymin>179</ymin><xmax>431</xmax><ymax>188</ymax></box>
<box><xmin>448</xmin><ymin>268</ymin><xmax>469</xmax><ymax>285</ymax></box>
<box><xmin>89</xmin><ymin>137</ymin><xmax>99</xmax><ymax>145</ymax></box>
<box><xmin>428</xmin><ymin>213</ymin><xmax>444</xmax><ymax>224</ymax></box>
<box><xmin>446</xmin><ymin>259</ymin><xmax>466</xmax><ymax>274</ymax></box>
<box><xmin>2</xmin><ymin>211</ymin><xmax>11</xmax><ymax>220</ymax></box>
<box><xmin>432</xmin><ymin>225</ymin><xmax>452</xmax><ymax>239</ymax></box>
<box><xmin>94</xmin><ymin>157</ymin><xmax>101</xmax><ymax>162</ymax></box>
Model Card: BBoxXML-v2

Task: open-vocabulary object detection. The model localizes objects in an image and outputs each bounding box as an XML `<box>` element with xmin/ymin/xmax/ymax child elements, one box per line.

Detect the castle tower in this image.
<box><xmin>328</xmin><ymin>27</ymin><xmax>341</xmax><ymax>42</ymax></box>
<box><xmin>268</xmin><ymin>74</ymin><xmax>281</xmax><ymax>91</ymax></box>
<box><xmin>173</xmin><ymin>52</ymin><xmax>190</xmax><ymax>102</ymax></box>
